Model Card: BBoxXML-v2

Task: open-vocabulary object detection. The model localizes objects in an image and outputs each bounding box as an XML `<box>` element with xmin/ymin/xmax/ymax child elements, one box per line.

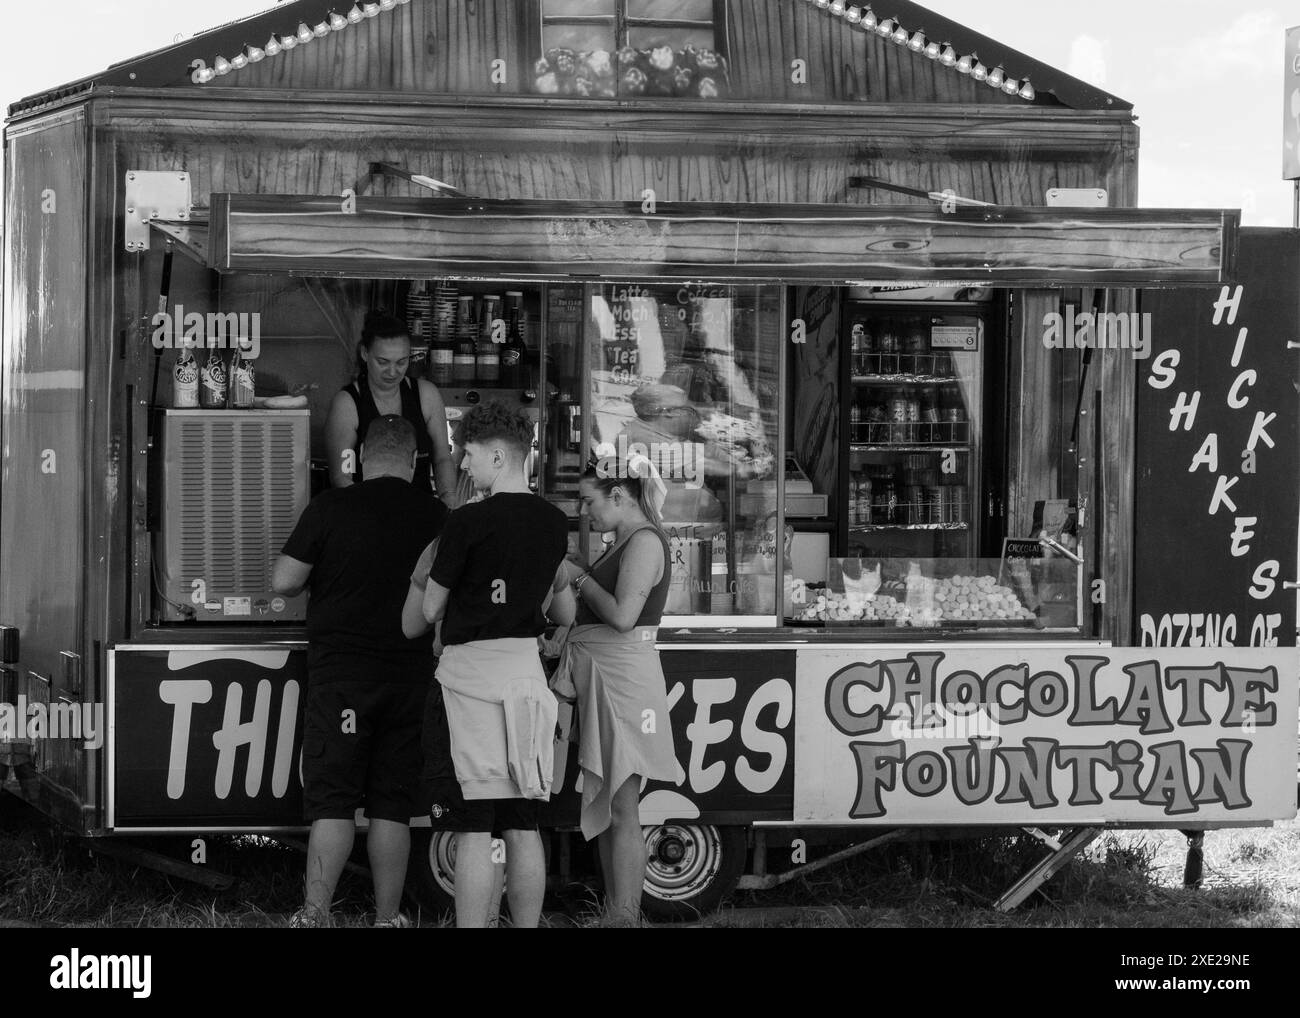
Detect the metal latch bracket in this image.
<box><xmin>124</xmin><ymin>171</ymin><xmax>193</xmax><ymax>252</ymax></box>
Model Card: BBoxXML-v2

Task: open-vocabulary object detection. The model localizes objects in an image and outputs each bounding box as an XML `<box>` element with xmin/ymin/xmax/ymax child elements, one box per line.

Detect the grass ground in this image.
<box><xmin>1</xmin><ymin>790</ymin><xmax>1296</xmax><ymax>928</ymax></box>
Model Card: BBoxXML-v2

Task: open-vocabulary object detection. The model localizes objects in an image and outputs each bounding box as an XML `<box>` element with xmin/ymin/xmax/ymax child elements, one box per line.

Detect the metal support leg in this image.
<box><xmin>995</xmin><ymin>827</ymin><xmax>1101</xmax><ymax>912</ymax></box>
<box><xmin>736</xmin><ymin>830</ymin><xmax>905</xmax><ymax>891</ymax></box>
<box><xmin>1182</xmin><ymin>830</ymin><xmax>1204</xmax><ymax>888</ymax></box>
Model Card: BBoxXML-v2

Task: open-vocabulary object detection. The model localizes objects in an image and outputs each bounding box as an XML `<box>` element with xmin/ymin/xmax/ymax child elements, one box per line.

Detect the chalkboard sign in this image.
<box><xmin>1134</xmin><ymin>230</ymin><xmax>1299</xmax><ymax>648</ymax></box>
<box><xmin>998</xmin><ymin>537</ymin><xmax>1043</xmax><ymax>585</ymax></box>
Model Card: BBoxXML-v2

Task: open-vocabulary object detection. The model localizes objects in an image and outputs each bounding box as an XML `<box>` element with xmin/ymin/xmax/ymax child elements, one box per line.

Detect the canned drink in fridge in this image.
<box><xmin>904</xmin><ymin>485</ymin><xmax>923</xmax><ymax>525</ymax></box>
<box><xmin>924</xmin><ymin>486</ymin><xmax>943</xmax><ymax>524</ymax></box>
<box><xmin>949</xmin><ymin>485</ymin><xmax>967</xmax><ymax>524</ymax></box>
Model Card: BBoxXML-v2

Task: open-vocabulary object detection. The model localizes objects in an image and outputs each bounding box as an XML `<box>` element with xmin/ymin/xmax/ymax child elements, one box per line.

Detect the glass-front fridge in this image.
<box><xmin>840</xmin><ymin>299</ymin><xmax>987</xmax><ymax>563</ymax></box>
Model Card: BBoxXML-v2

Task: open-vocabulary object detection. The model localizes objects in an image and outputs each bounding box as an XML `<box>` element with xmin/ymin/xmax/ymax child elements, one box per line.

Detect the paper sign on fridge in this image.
<box><xmin>794</xmin><ymin>648</ymin><xmax>1298</xmax><ymax>824</ymax></box>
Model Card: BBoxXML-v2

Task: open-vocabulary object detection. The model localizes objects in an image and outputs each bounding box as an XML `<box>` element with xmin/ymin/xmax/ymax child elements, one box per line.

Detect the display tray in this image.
<box><xmin>786</xmin><ymin>617</ymin><xmax>1037</xmax><ymax>629</ymax></box>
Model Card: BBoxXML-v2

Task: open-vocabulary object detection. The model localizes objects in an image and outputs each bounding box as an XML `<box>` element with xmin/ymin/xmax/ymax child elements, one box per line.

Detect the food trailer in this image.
<box><xmin>2</xmin><ymin>0</ymin><xmax>1296</xmax><ymax>920</ymax></box>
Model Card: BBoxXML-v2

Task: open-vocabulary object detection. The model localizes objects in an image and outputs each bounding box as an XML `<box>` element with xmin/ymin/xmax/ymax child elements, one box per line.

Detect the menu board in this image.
<box><xmin>1134</xmin><ymin>230</ymin><xmax>1299</xmax><ymax>647</ymax></box>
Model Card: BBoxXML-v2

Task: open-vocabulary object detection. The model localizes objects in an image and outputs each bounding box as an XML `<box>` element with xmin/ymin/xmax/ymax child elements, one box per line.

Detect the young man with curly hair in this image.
<box><xmin>402</xmin><ymin>401</ymin><xmax>574</xmax><ymax>927</ymax></box>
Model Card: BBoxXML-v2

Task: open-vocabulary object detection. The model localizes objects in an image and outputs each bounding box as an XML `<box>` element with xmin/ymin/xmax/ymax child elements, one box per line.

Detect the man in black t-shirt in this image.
<box><xmin>273</xmin><ymin>414</ymin><xmax>445</xmax><ymax>928</ymax></box>
<box><xmin>401</xmin><ymin>401</ymin><xmax>573</xmax><ymax>928</ymax></box>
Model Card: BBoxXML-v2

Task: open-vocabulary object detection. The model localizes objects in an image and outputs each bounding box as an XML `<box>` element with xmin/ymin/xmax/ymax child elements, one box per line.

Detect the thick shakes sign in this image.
<box><xmin>794</xmin><ymin>646</ymin><xmax>1296</xmax><ymax>824</ymax></box>
<box><xmin>1135</xmin><ymin>230</ymin><xmax>1299</xmax><ymax>647</ymax></box>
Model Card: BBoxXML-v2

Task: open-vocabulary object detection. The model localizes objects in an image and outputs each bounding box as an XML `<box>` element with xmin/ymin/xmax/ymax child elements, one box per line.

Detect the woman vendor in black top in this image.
<box><xmin>325</xmin><ymin>311</ymin><xmax>459</xmax><ymax>505</ymax></box>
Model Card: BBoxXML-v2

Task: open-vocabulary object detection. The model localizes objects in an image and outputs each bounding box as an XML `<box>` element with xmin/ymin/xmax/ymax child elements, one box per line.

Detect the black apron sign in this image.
<box><xmin>1135</xmin><ymin>229</ymin><xmax>1300</xmax><ymax>647</ymax></box>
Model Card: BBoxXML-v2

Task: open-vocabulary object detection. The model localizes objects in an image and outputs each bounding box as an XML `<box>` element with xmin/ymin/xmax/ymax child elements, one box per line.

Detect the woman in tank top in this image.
<box><xmin>324</xmin><ymin>311</ymin><xmax>458</xmax><ymax>505</ymax></box>
<box><xmin>555</xmin><ymin>453</ymin><xmax>677</xmax><ymax>925</ymax></box>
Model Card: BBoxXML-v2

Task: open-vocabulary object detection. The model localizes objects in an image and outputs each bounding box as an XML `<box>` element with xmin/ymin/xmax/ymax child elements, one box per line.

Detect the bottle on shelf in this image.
<box><xmin>172</xmin><ymin>334</ymin><xmax>199</xmax><ymax>408</ymax></box>
<box><xmin>429</xmin><ymin>320</ymin><xmax>455</xmax><ymax>387</ymax></box>
<box><xmin>199</xmin><ymin>342</ymin><xmax>227</xmax><ymax>409</ymax></box>
<box><xmin>888</xmin><ymin>388</ymin><xmax>908</xmax><ymax>444</ymax></box>
<box><xmin>477</xmin><ymin>294</ymin><xmax>501</xmax><ymax>386</ymax></box>
<box><xmin>453</xmin><ymin>295</ymin><xmax>477</xmax><ymax>386</ymax></box>
<box><xmin>501</xmin><ymin>291</ymin><xmax>527</xmax><ymax>389</ymax></box>
<box><xmin>878</xmin><ymin>325</ymin><xmax>899</xmax><ymax>375</ymax></box>
<box><xmin>227</xmin><ymin>337</ymin><xmax>256</xmax><ymax>409</ymax></box>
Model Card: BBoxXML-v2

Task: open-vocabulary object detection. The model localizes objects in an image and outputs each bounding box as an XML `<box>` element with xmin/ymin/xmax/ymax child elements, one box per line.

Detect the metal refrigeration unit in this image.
<box><xmin>154</xmin><ymin>409</ymin><xmax>310</xmax><ymax>622</ymax></box>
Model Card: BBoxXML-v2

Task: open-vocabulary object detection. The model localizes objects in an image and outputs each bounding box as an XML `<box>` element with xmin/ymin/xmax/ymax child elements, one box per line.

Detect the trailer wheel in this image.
<box><xmin>641</xmin><ymin>823</ymin><xmax>747</xmax><ymax>922</ymax></box>
<box><xmin>404</xmin><ymin>830</ymin><xmax>551</xmax><ymax>923</ymax></box>
<box><xmin>404</xmin><ymin>829</ymin><xmax>457</xmax><ymax>919</ymax></box>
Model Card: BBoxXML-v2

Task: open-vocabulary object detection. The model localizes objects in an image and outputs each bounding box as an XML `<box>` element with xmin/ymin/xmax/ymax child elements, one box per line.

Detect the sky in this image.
<box><xmin>0</xmin><ymin>0</ymin><xmax>1296</xmax><ymax>225</ymax></box>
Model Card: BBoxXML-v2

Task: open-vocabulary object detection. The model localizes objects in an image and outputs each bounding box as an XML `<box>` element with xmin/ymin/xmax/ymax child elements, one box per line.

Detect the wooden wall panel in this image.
<box><xmin>215</xmin><ymin>0</ymin><xmax>1024</xmax><ymax>106</ymax></box>
<box><xmin>103</xmin><ymin>103</ymin><xmax>1131</xmax><ymax>212</ymax></box>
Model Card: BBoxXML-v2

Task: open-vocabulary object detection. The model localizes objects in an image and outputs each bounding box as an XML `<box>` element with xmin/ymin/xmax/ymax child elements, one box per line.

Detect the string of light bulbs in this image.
<box><xmin>810</xmin><ymin>0</ymin><xmax>1036</xmax><ymax>101</ymax></box>
<box><xmin>188</xmin><ymin>0</ymin><xmax>1037</xmax><ymax>102</ymax></box>
<box><xmin>190</xmin><ymin>0</ymin><xmax>411</xmax><ymax>83</ymax></box>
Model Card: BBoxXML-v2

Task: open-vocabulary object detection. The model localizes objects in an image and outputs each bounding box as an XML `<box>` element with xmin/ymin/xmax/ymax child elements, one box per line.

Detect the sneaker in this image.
<box><xmin>371</xmin><ymin>913</ymin><xmax>412</xmax><ymax>929</ymax></box>
<box><xmin>289</xmin><ymin>904</ymin><xmax>332</xmax><ymax>928</ymax></box>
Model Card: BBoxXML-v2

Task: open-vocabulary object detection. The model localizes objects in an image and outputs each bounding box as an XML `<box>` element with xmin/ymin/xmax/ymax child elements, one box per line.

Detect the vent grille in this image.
<box><xmin>159</xmin><ymin>411</ymin><xmax>309</xmax><ymax>621</ymax></box>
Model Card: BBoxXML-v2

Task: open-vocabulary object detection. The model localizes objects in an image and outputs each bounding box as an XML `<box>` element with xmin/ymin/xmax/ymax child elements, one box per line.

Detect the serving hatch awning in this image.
<box><xmin>150</xmin><ymin>195</ymin><xmax>1239</xmax><ymax>286</ymax></box>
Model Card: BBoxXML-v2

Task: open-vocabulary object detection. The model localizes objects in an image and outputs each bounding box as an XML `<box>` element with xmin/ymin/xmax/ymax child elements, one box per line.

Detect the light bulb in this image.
<box><xmin>213</xmin><ymin>56</ymin><xmax>232</xmax><ymax>75</ymax></box>
<box><xmin>892</xmin><ymin>25</ymin><xmax>909</xmax><ymax>45</ymax></box>
<box><xmin>313</xmin><ymin>21</ymin><xmax>330</xmax><ymax>37</ymax></box>
<box><xmin>1002</xmin><ymin>76</ymin><xmax>1020</xmax><ymax>95</ymax></box>
<box><xmin>940</xmin><ymin>44</ymin><xmax>957</xmax><ymax>66</ymax></box>
<box><xmin>229</xmin><ymin>52</ymin><xmax>248</xmax><ymax>70</ymax></box>
<box><xmin>191</xmin><ymin>64</ymin><xmax>215</xmax><ymax>84</ymax></box>
<box><xmin>329</xmin><ymin>12</ymin><xmax>348</xmax><ymax>31</ymax></box>
<box><xmin>296</xmin><ymin>23</ymin><xmax>314</xmax><ymax>43</ymax></box>
<box><xmin>363</xmin><ymin>3</ymin><xmax>380</xmax><ymax>16</ymax></box>
<box><xmin>987</xmin><ymin>66</ymin><xmax>1004</xmax><ymax>88</ymax></box>
<box><xmin>829</xmin><ymin>0</ymin><xmax>845</xmax><ymax>15</ymax></box>
<box><xmin>348</xmin><ymin>4</ymin><xmax>365</xmax><ymax>22</ymax></box>
<box><xmin>909</xmin><ymin>30</ymin><xmax>926</xmax><ymax>52</ymax></box>
<box><xmin>876</xmin><ymin>18</ymin><xmax>894</xmax><ymax>38</ymax></box>
<box><xmin>265</xmin><ymin>35</ymin><xmax>282</xmax><ymax>56</ymax></box>
<box><xmin>956</xmin><ymin>53</ymin><xmax>973</xmax><ymax>74</ymax></box>
<box><xmin>924</xmin><ymin>40</ymin><xmax>940</xmax><ymax>59</ymax></box>
<box><xmin>971</xmin><ymin>60</ymin><xmax>987</xmax><ymax>82</ymax></box>
<box><xmin>816</xmin><ymin>0</ymin><xmax>831</xmax><ymax>9</ymax></box>
<box><xmin>1018</xmin><ymin>80</ymin><xmax>1035</xmax><ymax>101</ymax></box>
<box><xmin>247</xmin><ymin>45</ymin><xmax>265</xmax><ymax>62</ymax></box>
<box><xmin>861</xmin><ymin>8</ymin><xmax>877</xmax><ymax>31</ymax></box>
<box><xmin>845</xmin><ymin>5</ymin><xmax>863</xmax><ymax>24</ymax></box>
<box><xmin>281</xmin><ymin>33</ymin><xmax>298</xmax><ymax>49</ymax></box>
<box><xmin>380</xmin><ymin>0</ymin><xmax>397</xmax><ymax>10</ymax></box>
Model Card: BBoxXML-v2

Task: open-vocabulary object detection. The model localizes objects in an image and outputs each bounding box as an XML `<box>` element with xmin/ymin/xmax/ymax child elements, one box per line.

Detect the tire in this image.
<box><xmin>404</xmin><ymin>829</ymin><xmax>457</xmax><ymax>919</ymax></box>
<box><xmin>404</xmin><ymin>830</ymin><xmax>552</xmax><ymax>923</ymax></box>
<box><xmin>640</xmin><ymin>823</ymin><xmax>747</xmax><ymax>922</ymax></box>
